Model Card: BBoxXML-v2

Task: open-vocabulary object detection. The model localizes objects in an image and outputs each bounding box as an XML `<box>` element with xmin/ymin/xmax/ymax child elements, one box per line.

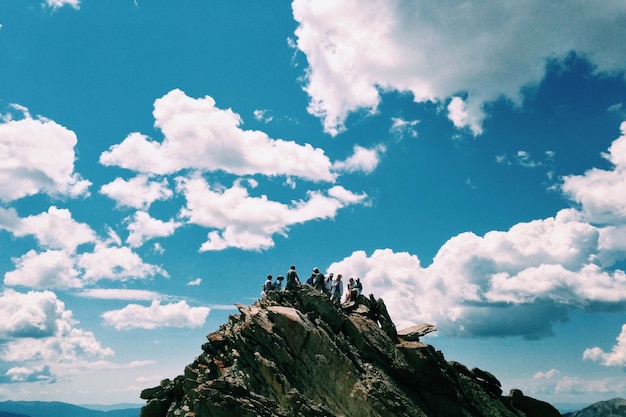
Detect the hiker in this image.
<box><xmin>262</xmin><ymin>274</ymin><xmax>274</xmax><ymax>296</ymax></box>
<box><xmin>312</xmin><ymin>267</ymin><xmax>325</xmax><ymax>292</ymax></box>
<box><xmin>345</xmin><ymin>277</ymin><xmax>358</xmax><ymax>302</ymax></box>
<box><xmin>275</xmin><ymin>275</ymin><xmax>284</xmax><ymax>291</ymax></box>
<box><xmin>324</xmin><ymin>273</ymin><xmax>334</xmax><ymax>295</ymax></box>
<box><xmin>330</xmin><ymin>274</ymin><xmax>343</xmax><ymax>304</ymax></box>
<box><xmin>354</xmin><ymin>278</ymin><xmax>363</xmax><ymax>297</ymax></box>
<box><xmin>286</xmin><ymin>265</ymin><xmax>300</xmax><ymax>290</ymax></box>
<box><xmin>306</xmin><ymin>273</ymin><xmax>315</xmax><ymax>286</ymax></box>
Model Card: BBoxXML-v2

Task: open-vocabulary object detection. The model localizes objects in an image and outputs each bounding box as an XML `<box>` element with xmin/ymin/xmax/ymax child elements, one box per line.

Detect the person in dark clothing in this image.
<box><xmin>275</xmin><ymin>275</ymin><xmax>284</xmax><ymax>291</ymax></box>
<box><xmin>306</xmin><ymin>273</ymin><xmax>315</xmax><ymax>286</ymax></box>
<box><xmin>312</xmin><ymin>267</ymin><xmax>325</xmax><ymax>292</ymax></box>
<box><xmin>324</xmin><ymin>273</ymin><xmax>334</xmax><ymax>295</ymax></box>
<box><xmin>286</xmin><ymin>265</ymin><xmax>300</xmax><ymax>290</ymax></box>
<box><xmin>354</xmin><ymin>278</ymin><xmax>363</xmax><ymax>296</ymax></box>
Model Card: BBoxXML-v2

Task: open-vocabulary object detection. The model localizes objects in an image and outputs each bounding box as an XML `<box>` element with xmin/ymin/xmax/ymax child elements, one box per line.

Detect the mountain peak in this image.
<box><xmin>140</xmin><ymin>286</ymin><xmax>560</xmax><ymax>417</ymax></box>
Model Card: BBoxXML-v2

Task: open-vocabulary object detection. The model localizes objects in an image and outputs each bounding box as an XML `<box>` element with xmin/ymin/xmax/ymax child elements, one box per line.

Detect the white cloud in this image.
<box><xmin>292</xmin><ymin>0</ymin><xmax>626</xmax><ymax>135</ymax></box>
<box><xmin>2</xmin><ymin>328</ymin><xmax>113</xmax><ymax>363</ymax></box>
<box><xmin>0</xmin><ymin>289</ymin><xmax>66</xmax><ymax>339</ymax></box>
<box><xmin>332</xmin><ymin>144</ymin><xmax>385</xmax><ymax>174</ymax></box>
<box><xmin>253</xmin><ymin>109</ymin><xmax>274</xmax><ymax>123</ymax></box>
<box><xmin>15</xmin><ymin>206</ymin><xmax>96</xmax><ymax>253</ymax></box>
<box><xmin>3</xmin><ymin>241</ymin><xmax>165</xmax><ymax>291</ymax></box>
<box><xmin>583</xmin><ymin>324</ymin><xmax>626</xmax><ymax>366</ymax></box>
<box><xmin>75</xmin><ymin>289</ymin><xmax>162</xmax><ymax>301</ymax></box>
<box><xmin>4</xmin><ymin>250</ymin><xmax>82</xmax><ymax>290</ymax></box>
<box><xmin>78</xmin><ymin>244</ymin><xmax>167</xmax><ymax>283</ymax></box>
<box><xmin>99</xmin><ymin>89</ymin><xmax>336</xmax><ymax>182</ymax></box>
<box><xmin>0</xmin><ymin>207</ymin><xmax>22</xmax><ymax>231</ymax></box>
<box><xmin>102</xmin><ymin>300</ymin><xmax>210</xmax><ymax>330</ymax></box>
<box><xmin>45</xmin><ymin>0</ymin><xmax>80</xmax><ymax>10</ymax></box>
<box><xmin>389</xmin><ymin>117</ymin><xmax>419</xmax><ymax>140</ymax></box>
<box><xmin>187</xmin><ymin>278</ymin><xmax>202</xmax><ymax>286</ymax></box>
<box><xmin>562</xmin><ymin>122</ymin><xmax>626</xmax><ymax>225</ymax></box>
<box><xmin>100</xmin><ymin>175</ymin><xmax>173</xmax><ymax>209</ymax></box>
<box><xmin>553</xmin><ymin>375</ymin><xmax>626</xmax><ymax>396</ymax></box>
<box><xmin>327</xmin><ymin>185</ymin><xmax>368</xmax><ymax>204</ymax></box>
<box><xmin>125</xmin><ymin>211</ymin><xmax>181</xmax><ymax>248</ymax></box>
<box><xmin>327</xmin><ymin>208</ymin><xmax>626</xmax><ymax>338</ymax></box>
<box><xmin>0</xmin><ymin>108</ymin><xmax>91</xmax><ymax>201</ymax></box>
<box><xmin>5</xmin><ymin>365</ymin><xmax>55</xmax><ymax>384</ymax></box>
<box><xmin>0</xmin><ymin>289</ymin><xmax>113</xmax><ymax>377</ymax></box>
<box><xmin>534</xmin><ymin>369</ymin><xmax>560</xmax><ymax>379</ymax></box>
<box><xmin>177</xmin><ymin>176</ymin><xmax>367</xmax><ymax>251</ymax></box>
<box><xmin>1</xmin><ymin>206</ymin><xmax>167</xmax><ymax>290</ymax></box>
<box><xmin>447</xmin><ymin>97</ymin><xmax>483</xmax><ymax>136</ymax></box>
<box><xmin>517</xmin><ymin>372</ymin><xmax>626</xmax><ymax>403</ymax></box>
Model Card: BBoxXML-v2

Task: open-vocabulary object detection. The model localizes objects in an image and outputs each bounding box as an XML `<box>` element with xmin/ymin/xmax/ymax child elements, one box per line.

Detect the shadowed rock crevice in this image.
<box><xmin>140</xmin><ymin>286</ymin><xmax>560</xmax><ymax>417</ymax></box>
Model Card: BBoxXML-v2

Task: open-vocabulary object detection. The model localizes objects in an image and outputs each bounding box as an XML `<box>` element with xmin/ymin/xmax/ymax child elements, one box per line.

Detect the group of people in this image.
<box><xmin>262</xmin><ymin>265</ymin><xmax>363</xmax><ymax>305</ymax></box>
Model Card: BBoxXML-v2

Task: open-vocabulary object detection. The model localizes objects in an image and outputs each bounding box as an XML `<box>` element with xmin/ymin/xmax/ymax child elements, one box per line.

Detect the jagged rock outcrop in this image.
<box><xmin>140</xmin><ymin>285</ymin><xmax>559</xmax><ymax>417</ymax></box>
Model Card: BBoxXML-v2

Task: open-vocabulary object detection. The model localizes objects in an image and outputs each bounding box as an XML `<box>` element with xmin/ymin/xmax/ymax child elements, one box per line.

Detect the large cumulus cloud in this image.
<box><xmin>329</xmin><ymin>123</ymin><xmax>626</xmax><ymax>341</ymax></box>
<box><xmin>0</xmin><ymin>106</ymin><xmax>91</xmax><ymax>201</ymax></box>
<box><xmin>292</xmin><ymin>0</ymin><xmax>626</xmax><ymax>135</ymax></box>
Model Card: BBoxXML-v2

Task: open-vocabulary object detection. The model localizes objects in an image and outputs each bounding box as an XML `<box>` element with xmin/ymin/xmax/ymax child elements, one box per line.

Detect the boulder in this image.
<box><xmin>397</xmin><ymin>324</ymin><xmax>437</xmax><ymax>341</ymax></box>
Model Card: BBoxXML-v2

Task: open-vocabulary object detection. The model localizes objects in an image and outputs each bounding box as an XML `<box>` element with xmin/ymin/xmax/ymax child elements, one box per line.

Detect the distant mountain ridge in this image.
<box><xmin>563</xmin><ymin>398</ymin><xmax>626</xmax><ymax>417</ymax></box>
<box><xmin>0</xmin><ymin>401</ymin><xmax>140</xmax><ymax>417</ymax></box>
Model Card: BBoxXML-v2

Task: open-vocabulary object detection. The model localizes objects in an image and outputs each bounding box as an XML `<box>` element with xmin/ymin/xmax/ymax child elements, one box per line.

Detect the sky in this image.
<box><xmin>1</xmin><ymin>0</ymin><xmax>626</xmax><ymax>410</ymax></box>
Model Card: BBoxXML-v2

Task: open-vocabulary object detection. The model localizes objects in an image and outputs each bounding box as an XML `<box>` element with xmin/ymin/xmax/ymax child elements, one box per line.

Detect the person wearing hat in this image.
<box><xmin>275</xmin><ymin>275</ymin><xmax>284</xmax><ymax>291</ymax></box>
<box><xmin>312</xmin><ymin>267</ymin><xmax>325</xmax><ymax>292</ymax></box>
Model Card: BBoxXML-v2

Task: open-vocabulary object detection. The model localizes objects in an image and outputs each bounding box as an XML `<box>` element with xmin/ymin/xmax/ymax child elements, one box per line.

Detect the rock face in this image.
<box><xmin>140</xmin><ymin>286</ymin><xmax>560</xmax><ymax>417</ymax></box>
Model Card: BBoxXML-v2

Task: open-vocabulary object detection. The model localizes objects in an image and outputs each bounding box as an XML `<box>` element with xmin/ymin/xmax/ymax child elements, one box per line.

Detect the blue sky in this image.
<box><xmin>1</xmin><ymin>0</ymin><xmax>626</xmax><ymax>409</ymax></box>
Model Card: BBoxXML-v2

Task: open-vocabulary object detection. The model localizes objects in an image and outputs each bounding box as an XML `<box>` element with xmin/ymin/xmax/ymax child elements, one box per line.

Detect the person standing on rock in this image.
<box><xmin>312</xmin><ymin>267</ymin><xmax>325</xmax><ymax>292</ymax></box>
<box><xmin>324</xmin><ymin>273</ymin><xmax>334</xmax><ymax>295</ymax></box>
<box><xmin>330</xmin><ymin>274</ymin><xmax>343</xmax><ymax>304</ymax></box>
<box><xmin>286</xmin><ymin>265</ymin><xmax>300</xmax><ymax>290</ymax></box>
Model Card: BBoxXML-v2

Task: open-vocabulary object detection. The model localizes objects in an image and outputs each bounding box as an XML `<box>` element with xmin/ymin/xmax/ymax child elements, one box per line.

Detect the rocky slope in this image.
<box><xmin>140</xmin><ymin>285</ymin><xmax>560</xmax><ymax>417</ymax></box>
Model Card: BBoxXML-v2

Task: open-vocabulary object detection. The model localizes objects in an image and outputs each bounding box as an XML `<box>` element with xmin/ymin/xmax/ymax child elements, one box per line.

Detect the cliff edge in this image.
<box><xmin>140</xmin><ymin>286</ymin><xmax>560</xmax><ymax>417</ymax></box>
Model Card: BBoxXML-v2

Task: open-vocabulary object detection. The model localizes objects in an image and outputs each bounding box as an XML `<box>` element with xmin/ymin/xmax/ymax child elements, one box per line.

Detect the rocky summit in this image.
<box><xmin>139</xmin><ymin>286</ymin><xmax>560</xmax><ymax>417</ymax></box>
